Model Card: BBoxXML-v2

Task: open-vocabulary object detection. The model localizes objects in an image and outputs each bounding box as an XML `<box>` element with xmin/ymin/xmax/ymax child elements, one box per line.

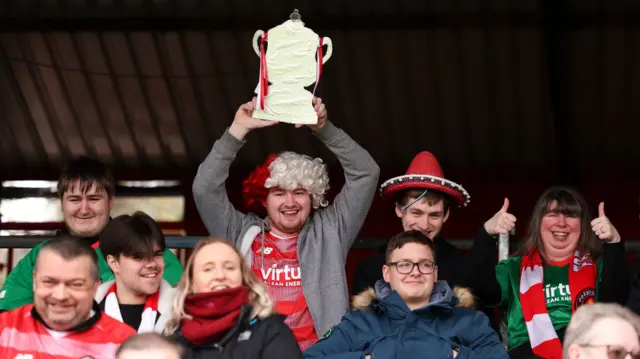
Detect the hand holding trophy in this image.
<box><xmin>228</xmin><ymin>97</ymin><xmax>279</xmax><ymax>141</ymax></box>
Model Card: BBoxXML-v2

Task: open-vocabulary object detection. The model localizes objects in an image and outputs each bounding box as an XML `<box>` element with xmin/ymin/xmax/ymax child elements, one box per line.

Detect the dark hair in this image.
<box><xmin>99</xmin><ymin>211</ymin><xmax>166</xmax><ymax>260</ymax></box>
<box><xmin>517</xmin><ymin>186</ymin><xmax>601</xmax><ymax>260</ymax></box>
<box><xmin>57</xmin><ymin>156</ymin><xmax>116</xmax><ymax>199</ymax></box>
<box><xmin>116</xmin><ymin>333</ymin><xmax>185</xmax><ymax>358</ymax></box>
<box><xmin>385</xmin><ymin>230</ymin><xmax>437</xmax><ymax>263</ymax></box>
<box><xmin>36</xmin><ymin>234</ymin><xmax>100</xmax><ymax>282</ymax></box>
<box><xmin>396</xmin><ymin>189</ymin><xmax>451</xmax><ymax>214</ymax></box>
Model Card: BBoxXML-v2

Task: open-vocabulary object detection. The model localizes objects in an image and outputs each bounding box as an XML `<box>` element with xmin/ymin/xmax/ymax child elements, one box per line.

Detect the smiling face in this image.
<box><xmin>264</xmin><ymin>186</ymin><xmax>312</xmax><ymax>237</ymax></box>
<box><xmin>383</xmin><ymin>240</ymin><xmax>438</xmax><ymax>310</ymax></box>
<box><xmin>396</xmin><ymin>199</ymin><xmax>450</xmax><ymax>240</ymax></box>
<box><xmin>540</xmin><ymin>200</ymin><xmax>582</xmax><ymax>261</ymax></box>
<box><xmin>33</xmin><ymin>250</ymin><xmax>98</xmax><ymax>331</ymax></box>
<box><xmin>106</xmin><ymin>243</ymin><xmax>165</xmax><ymax>304</ymax></box>
<box><xmin>61</xmin><ymin>181</ymin><xmax>114</xmax><ymax>237</ymax></box>
<box><xmin>190</xmin><ymin>242</ymin><xmax>244</xmax><ymax>294</ymax></box>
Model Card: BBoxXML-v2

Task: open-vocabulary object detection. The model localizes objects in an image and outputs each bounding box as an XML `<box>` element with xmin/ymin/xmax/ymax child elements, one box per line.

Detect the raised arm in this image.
<box><xmin>592</xmin><ymin>202</ymin><xmax>630</xmax><ymax>304</ymax></box>
<box><xmin>310</xmin><ymin>98</ymin><xmax>380</xmax><ymax>254</ymax></box>
<box><xmin>463</xmin><ymin>198</ymin><xmax>517</xmax><ymax>306</ymax></box>
<box><xmin>192</xmin><ymin>99</ymin><xmax>278</xmax><ymax>243</ymax></box>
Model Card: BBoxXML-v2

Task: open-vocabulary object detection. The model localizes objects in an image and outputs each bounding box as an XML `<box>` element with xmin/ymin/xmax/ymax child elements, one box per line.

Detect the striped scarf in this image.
<box><xmin>519</xmin><ymin>249</ymin><xmax>597</xmax><ymax>359</ymax></box>
<box><xmin>104</xmin><ymin>283</ymin><xmax>160</xmax><ymax>333</ymax></box>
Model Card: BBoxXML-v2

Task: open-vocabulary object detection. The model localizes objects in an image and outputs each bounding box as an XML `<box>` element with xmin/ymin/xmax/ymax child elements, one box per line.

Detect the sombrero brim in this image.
<box><xmin>380</xmin><ymin>175</ymin><xmax>471</xmax><ymax>207</ymax></box>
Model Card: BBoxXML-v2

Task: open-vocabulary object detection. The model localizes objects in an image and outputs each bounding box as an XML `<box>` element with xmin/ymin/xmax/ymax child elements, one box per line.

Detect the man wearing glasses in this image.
<box><xmin>564</xmin><ymin>303</ymin><xmax>640</xmax><ymax>359</ymax></box>
<box><xmin>304</xmin><ymin>230</ymin><xmax>508</xmax><ymax>359</ymax></box>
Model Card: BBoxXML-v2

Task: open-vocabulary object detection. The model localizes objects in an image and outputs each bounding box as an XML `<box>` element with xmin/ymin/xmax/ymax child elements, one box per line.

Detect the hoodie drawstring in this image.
<box><xmin>260</xmin><ymin>221</ymin><xmax>265</xmax><ymax>270</ymax></box>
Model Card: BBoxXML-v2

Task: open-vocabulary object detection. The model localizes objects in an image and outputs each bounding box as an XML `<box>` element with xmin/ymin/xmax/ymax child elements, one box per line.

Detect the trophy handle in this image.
<box><xmin>253</xmin><ymin>30</ymin><xmax>265</xmax><ymax>57</ymax></box>
<box><xmin>321</xmin><ymin>37</ymin><xmax>333</xmax><ymax>64</ymax></box>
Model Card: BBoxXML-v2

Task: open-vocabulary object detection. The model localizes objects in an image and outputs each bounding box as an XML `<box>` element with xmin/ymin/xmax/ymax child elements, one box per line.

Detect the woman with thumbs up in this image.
<box><xmin>488</xmin><ymin>186</ymin><xmax>629</xmax><ymax>359</ymax></box>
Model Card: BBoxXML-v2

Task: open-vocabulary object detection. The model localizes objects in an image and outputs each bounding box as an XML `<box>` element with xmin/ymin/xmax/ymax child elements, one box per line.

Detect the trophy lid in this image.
<box><xmin>290</xmin><ymin>9</ymin><xmax>302</xmax><ymax>21</ymax></box>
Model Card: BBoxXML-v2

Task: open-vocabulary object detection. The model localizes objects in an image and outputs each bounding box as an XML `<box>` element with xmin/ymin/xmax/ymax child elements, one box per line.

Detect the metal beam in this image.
<box><xmin>3</xmin><ymin>11</ymin><xmax>640</xmax><ymax>32</ymax></box>
<box><xmin>0</xmin><ymin>13</ymin><xmax>544</xmax><ymax>32</ymax></box>
<box><xmin>0</xmin><ymin>185</ymin><xmax>183</xmax><ymax>198</ymax></box>
<box><xmin>0</xmin><ymin>236</ymin><xmax>466</xmax><ymax>250</ymax></box>
<box><xmin>1</xmin><ymin>235</ymin><xmax>640</xmax><ymax>251</ymax></box>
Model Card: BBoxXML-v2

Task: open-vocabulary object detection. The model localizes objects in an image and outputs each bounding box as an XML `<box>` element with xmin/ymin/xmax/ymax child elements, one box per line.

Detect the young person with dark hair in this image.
<box><xmin>95</xmin><ymin>212</ymin><xmax>177</xmax><ymax>333</ymax></box>
<box><xmin>0</xmin><ymin>157</ymin><xmax>183</xmax><ymax>312</ymax></box>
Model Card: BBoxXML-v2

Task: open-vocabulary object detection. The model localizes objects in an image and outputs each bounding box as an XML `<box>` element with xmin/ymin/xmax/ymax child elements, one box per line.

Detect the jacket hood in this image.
<box><xmin>351</xmin><ymin>279</ymin><xmax>477</xmax><ymax>312</ymax></box>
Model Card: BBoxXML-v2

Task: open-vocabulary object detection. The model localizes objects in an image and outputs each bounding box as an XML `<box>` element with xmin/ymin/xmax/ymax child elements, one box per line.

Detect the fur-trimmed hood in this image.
<box><xmin>351</xmin><ymin>279</ymin><xmax>477</xmax><ymax>312</ymax></box>
<box><xmin>306</xmin><ymin>280</ymin><xmax>509</xmax><ymax>359</ymax></box>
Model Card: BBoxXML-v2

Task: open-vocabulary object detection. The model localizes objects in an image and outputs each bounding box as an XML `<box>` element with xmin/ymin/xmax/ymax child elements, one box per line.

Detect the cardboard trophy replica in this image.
<box><xmin>252</xmin><ymin>9</ymin><xmax>333</xmax><ymax>125</ymax></box>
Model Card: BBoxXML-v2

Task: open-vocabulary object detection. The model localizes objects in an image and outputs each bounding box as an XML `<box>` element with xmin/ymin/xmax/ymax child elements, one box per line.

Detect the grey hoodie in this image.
<box><xmin>192</xmin><ymin>120</ymin><xmax>380</xmax><ymax>336</ymax></box>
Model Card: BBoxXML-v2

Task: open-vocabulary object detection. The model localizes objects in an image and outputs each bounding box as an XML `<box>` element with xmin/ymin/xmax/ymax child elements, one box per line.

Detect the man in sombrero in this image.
<box><xmin>192</xmin><ymin>97</ymin><xmax>380</xmax><ymax>350</ymax></box>
<box><xmin>352</xmin><ymin>151</ymin><xmax>515</xmax><ymax>320</ymax></box>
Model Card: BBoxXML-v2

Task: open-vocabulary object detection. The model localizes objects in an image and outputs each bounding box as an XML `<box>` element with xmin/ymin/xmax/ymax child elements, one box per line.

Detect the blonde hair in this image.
<box><xmin>563</xmin><ymin>303</ymin><xmax>640</xmax><ymax>358</ymax></box>
<box><xmin>265</xmin><ymin>151</ymin><xmax>330</xmax><ymax>209</ymax></box>
<box><xmin>164</xmin><ymin>237</ymin><xmax>274</xmax><ymax>334</ymax></box>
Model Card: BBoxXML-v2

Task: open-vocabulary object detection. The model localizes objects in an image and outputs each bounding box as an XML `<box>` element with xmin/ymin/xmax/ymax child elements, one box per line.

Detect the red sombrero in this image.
<box><xmin>380</xmin><ymin>151</ymin><xmax>471</xmax><ymax>207</ymax></box>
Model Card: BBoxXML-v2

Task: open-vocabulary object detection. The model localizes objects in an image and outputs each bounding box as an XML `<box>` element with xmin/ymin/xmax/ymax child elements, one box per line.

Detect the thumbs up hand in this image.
<box><xmin>591</xmin><ymin>202</ymin><xmax>621</xmax><ymax>243</ymax></box>
<box><xmin>484</xmin><ymin>198</ymin><xmax>517</xmax><ymax>237</ymax></box>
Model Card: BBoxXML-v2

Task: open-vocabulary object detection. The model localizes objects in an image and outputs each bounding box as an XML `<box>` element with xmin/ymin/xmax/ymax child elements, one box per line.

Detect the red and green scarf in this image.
<box><xmin>519</xmin><ymin>249</ymin><xmax>597</xmax><ymax>359</ymax></box>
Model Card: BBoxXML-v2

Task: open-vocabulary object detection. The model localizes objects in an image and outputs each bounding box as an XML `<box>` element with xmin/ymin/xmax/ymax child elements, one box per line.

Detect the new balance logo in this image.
<box><xmin>255</xmin><ymin>247</ymin><xmax>273</xmax><ymax>255</ymax></box>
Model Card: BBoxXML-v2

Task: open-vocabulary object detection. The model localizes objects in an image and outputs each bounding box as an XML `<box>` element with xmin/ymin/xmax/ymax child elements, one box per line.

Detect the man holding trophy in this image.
<box><xmin>192</xmin><ymin>12</ymin><xmax>379</xmax><ymax>351</ymax></box>
<box><xmin>192</xmin><ymin>95</ymin><xmax>379</xmax><ymax>350</ymax></box>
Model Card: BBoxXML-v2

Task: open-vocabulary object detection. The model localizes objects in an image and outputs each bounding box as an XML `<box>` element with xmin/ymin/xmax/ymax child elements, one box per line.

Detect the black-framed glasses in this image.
<box><xmin>579</xmin><ymin>344</ymin><xmax>640</xmax><ymax>359</ymax></box>
<box><xmin>387</xmin><ymin>260</ymin><xmax>435</xmax><ymax>274</ymax></box>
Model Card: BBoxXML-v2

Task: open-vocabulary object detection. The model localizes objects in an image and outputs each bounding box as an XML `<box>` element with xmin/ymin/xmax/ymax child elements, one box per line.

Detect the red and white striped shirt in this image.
<box><xmin>251</xmin><ymin>231</ymin><xmax>318</xmax><ymax>351</ymax></box>
<box><xmin>0</xmin><ymin>304</ymin><xmax>136</xmax><ymax>359</ymax></box>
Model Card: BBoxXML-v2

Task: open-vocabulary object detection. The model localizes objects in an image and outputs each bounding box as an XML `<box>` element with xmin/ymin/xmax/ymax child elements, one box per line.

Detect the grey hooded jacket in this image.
<box><xmin>192</xmin><ymin>120</ymin><xmax>380</xmax><ymax>336</ymax></box>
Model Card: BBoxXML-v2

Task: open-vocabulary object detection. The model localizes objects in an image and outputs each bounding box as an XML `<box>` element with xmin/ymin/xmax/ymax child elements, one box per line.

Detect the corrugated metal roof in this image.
<box><xmin>0</xmin><ymin>0</ymin><xmax>638</xmax><ymax>179</ymax></box>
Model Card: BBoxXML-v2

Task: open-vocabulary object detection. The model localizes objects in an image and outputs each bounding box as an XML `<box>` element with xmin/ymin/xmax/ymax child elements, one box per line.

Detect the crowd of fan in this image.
<box><xmin>0</xmin><ymin>97</ymin><xmax>638</xmax><ymax>359</ymax></box>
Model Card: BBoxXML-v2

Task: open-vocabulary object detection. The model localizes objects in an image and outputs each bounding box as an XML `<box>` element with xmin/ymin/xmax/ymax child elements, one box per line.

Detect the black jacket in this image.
<box><xmin>173</xmin><ymin>305</ymin><xmax>303</xmax><ymax>359</ymax></box>
<box><xmin>352</xmin><ymin>226</ymin><xmax>501</xmax><ymax>327</ymax></box>
<box><xmin>625</xmin><ymin>263</ymin><xmax>640</xmax><ymax>314</ymax></box>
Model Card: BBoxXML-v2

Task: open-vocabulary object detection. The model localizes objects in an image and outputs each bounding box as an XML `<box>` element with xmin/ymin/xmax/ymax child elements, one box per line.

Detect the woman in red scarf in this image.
<box><xmin>485</xmin><ymin>186</ymin><xmax>630</xmax><ymax>359</ymax></box>
<box><xmin>164</xmin><ymin>237</ymin><xmax>302</xmax><ymax>359</ymax></box>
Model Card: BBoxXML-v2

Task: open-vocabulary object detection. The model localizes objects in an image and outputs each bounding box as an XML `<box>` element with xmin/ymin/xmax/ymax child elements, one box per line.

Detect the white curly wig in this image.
<box><xmin>264</xmin><ymin>151</ymin><xmax>330</xmax><ymax>209</ymax></box>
